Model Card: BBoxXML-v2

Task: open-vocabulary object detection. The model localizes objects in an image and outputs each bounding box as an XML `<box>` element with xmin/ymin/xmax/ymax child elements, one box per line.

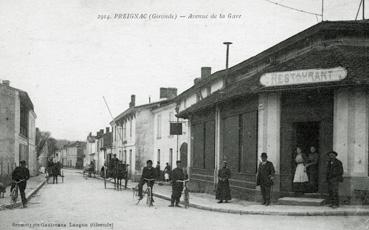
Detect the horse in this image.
<box><xmin>114</xmin><ymin>162</ymin><xmax>128</xmax><ymax>190</ymax></box>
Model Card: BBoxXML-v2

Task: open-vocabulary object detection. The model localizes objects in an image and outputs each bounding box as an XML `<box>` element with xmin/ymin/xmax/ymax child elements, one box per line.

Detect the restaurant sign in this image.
<box><xmin>260</xmin><ymin>67</ymin><xmax>347</xmax><ymax>87</ymax></box>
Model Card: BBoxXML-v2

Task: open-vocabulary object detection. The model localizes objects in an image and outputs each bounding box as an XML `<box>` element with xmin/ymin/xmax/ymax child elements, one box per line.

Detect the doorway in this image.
<box><xmin>294</xmin><ymin>122</ymin><xmax>320</xmax><ymax>154</ymax></box>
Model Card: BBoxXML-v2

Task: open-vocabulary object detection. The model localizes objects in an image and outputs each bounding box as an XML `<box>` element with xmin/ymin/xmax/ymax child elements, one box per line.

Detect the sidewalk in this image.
<box><xmin>0</xmin><ymin>173</ymin><xmax>46</xmax><ymax>210</ymax></box>
<box><xmin>89</xmin><ymin>173</ymin><xmax>369</xmax><ymax>216</ymax></box>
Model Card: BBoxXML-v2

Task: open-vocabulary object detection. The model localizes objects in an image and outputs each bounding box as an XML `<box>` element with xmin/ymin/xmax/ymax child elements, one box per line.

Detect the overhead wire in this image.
<box><xmin>263</xmin><ymin>0</ymin><xmax>323</xmax><ymax>17</ymax></box>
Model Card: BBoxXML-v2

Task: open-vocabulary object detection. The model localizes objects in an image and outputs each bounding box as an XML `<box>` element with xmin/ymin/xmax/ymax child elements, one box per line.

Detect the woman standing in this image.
<box><xmin>293</xmin><ymin>147</ymin><xmax>309</xmax><ymax>195</ymax></box>
<box><xmin>306</xmin><ymin>146</ymin><xmax>319</xmax><ymax>192</ymax></box>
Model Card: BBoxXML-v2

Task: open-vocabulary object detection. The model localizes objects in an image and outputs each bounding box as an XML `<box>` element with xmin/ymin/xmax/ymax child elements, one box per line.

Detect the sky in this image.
<box><xmin>0</xmin><ymin>0</ymin><xmax>366</xmax><ymax>141</ymax></box>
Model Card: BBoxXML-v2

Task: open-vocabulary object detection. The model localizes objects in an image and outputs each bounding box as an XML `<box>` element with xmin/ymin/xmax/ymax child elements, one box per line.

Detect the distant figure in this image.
<box><xmin>169</xmin><ymin>161</ymin><xmax>186</xmax><ymax>207</ymax></box>
<box><xmin>216</xmin><ymin>161</ymin><xmax>231</xmax><ymax>203</ymax></box>
<box><xmin>164</xmin><ymin>163</ymin><xmax>171</xmax><ymax>182</ymax></box>
<box><xmin>11</xmin><ymin>160</ymin><xmax>30</xmax><ymax>208</ymax></box>
<box><xmin>256</xmin><ymin>152</ymin><xmax>275</xmax><ymax>206</ymax></box>
<box><xmin>326</xmin><ymin>151</ymin><xmax>343</xmax><ymax>209</ymax></box>
<box><xmin>293</xmin><ymin>147</ymin><xmax>309</xmax><ymax>195</ymax></box>
<box><xmin>46</xmin><ymin>159</ymin><xmax>54</xmax><ymax>183</ymax></box>
<box><xmin>306</xmin><ymin>146</ymin><xmax>319</xmax><ymax>192</ymax></box>
<box><xmin>155</xmin><ymin>161</ymin><xmax>161</xmax><ymax>181</ymax></box>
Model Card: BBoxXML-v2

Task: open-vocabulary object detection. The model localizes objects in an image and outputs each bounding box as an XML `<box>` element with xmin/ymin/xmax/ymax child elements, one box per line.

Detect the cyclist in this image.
<box><xmin>138</xmin><ymin>160</ymin><xmax>156</xmax><ymax>201</ymax></box>
<box><xmin>11</xmin><ymin>160</ymin><xmax>30</xmax><ymax>208</ymax></box>
<box><xmin>169</xmin><ymin>160</ymin><xmax>187</xmax><ymax>207</ymax></box>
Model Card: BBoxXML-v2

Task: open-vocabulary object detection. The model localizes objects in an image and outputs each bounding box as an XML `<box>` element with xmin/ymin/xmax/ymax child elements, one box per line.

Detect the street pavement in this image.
<box><xmin>0</xmin><ymin>169</ymin><xmax>368</xmax><ymax>230</ymax></box>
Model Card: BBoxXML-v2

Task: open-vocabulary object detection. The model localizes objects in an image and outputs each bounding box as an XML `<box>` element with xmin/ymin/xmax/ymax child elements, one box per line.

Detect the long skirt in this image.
<box><xmin>293</xmin><ymin>164</ymin><xmax>308</xmax><ymax>193</ymax></box>
<box><xmin>216</xmin><ymin>180</ymin><xmax>231</xmax><ymax>200</ymax></box>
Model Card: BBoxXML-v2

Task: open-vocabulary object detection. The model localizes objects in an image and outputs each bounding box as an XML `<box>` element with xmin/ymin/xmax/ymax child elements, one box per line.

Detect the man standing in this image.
<box><xmin>326</xmin><ymin>151</ymin><xmax>343</xmax><ymax>208</ymax></box>
<box><xmin>256</xmin><ymin>152</ymin><xmax>275</xmax><ymax>206</ymax></box>
<box><xmin>216</xmin><ymin>161</ymin><xmax>231</xmax><ymax>203</ymax></box>
<box><xmin>11</xmin><ymin>160</ymin><xmax>30</xmax><ymax>208</ymax></box>
<box><xmin>138</xmin><ymin>160</ymin><xmax>156</xmax><ymax>201</ymax></box>
<box><xmin>169</xmin><ymin>160</ymin><xmax>186</xmax><ymax>207</ymax></box>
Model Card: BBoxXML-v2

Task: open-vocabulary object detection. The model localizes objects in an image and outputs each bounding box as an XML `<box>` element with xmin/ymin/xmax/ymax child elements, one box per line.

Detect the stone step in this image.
<box><xmin>278</xmin><ymin>197</ymin><xmax>325</xmax><ymax>206</ymax></box>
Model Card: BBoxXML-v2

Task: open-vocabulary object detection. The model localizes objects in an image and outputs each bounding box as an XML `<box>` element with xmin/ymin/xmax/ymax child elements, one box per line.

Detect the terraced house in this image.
<box><xmin>177</xmin><ymin>20</ymin><xmax>369</xmax><ymax>204</ymax></box>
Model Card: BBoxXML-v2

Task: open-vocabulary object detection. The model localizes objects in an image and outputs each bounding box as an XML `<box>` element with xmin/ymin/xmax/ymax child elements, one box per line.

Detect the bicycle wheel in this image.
<box><xmin>184</xmin><ymin>188</ymin><xmax>189</xmax><ymax>208</ymax></box>
<box><xmin>146</xmin><ymin>187</ymin><xmax>152</xmax><ymax>206</ymax></box>
<box><xmin>10</xmin><ymin>186</ymin><xmax>18</xmax><ymax>204</ymax></box>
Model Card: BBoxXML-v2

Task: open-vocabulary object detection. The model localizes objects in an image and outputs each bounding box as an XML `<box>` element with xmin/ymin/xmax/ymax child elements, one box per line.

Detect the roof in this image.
<box><xmin>0</xmin><ymin>84</ymin><xmax>34</xmax><ymax>110</ymax></box>
<box><xmin>111</xmin><ymin>98</ymin><xmax>174</xmax><ymax>124</ymax></box>
<box><xmin>177</xmin><ymin>45</ymin><xmax>369</xmax><ymax>118</ymax></box>
<box><xmin>175</xmin><ymin>20</ymin><xmax>369</xmax><ymax>102</ymax></box>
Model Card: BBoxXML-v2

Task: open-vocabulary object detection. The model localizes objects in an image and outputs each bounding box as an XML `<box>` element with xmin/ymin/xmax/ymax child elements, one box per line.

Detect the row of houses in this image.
<box><xmin>0</xmin><ymin>80</ymin><xmax>37</xmax><ymax>184</ymax></box>
<box><xmin>55</xmin><ymin>141</ymin><xmax>86</xmax><ymax>169</ymax></box>
<box><xmin>88</xmin><ymin>20</ymin><xmax>369</xmax><ymax>203</ymax></box>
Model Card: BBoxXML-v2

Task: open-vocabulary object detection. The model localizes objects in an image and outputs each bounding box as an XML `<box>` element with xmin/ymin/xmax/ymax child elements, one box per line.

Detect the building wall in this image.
<box><xmin>134</xmin><ymin>109</ymin><xmax>154</xmax><ymax>178</ymax></box>
<box><xmin>333</xmin><ymin>87</ymin><xmax>369</xmax><ymax>201</ymax></box>
<box><xmin>0</xmin><ymin>85</ymin><xmax>16</xmax><ymax>183</ymax></box>
<box><xmin>153</xmin><ymin>104</ymin><xmax>178</xmax><ymax>169</ymax></box>
<box><xmin>28</xmin><ymin>110</ymin><xmax>37</xmax><ymax>176</ymax></box>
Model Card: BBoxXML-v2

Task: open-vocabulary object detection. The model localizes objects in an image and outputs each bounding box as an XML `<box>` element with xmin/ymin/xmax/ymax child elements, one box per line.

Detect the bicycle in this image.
<box><xmin>134</xmin><ymin>178</ymin><xmax>155</xmax><ymax>207</ymax></box>
<box><xmin>176</xmin><ymin>179</ymin><xmax>190</xmax><ymax>208</ymax></box>
<box><xmin>10</xmin><ymin>179</ymin><xmax>25</xmax><ymax>205</ymax></box>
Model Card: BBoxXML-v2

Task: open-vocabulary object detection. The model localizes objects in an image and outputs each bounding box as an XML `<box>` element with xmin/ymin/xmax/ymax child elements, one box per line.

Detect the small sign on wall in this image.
<box><xmin>170</xmin><ymin>122</ymin><xmax>182</xmax><ymax>135</ymax></box>
<box><xmin>260</xmin><ymin>67</ymin><xmax>347</xmax><ymax>87</ymax></box>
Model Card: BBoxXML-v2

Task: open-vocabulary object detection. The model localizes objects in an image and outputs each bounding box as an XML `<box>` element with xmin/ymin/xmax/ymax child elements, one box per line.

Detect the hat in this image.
<box><xmin>20</xmin><ymin>160</ymin><xmax>26</xmax><ymax>165</ymax></box>
<box><xmin>176</xmin><ymin>160</ymin><xmax>181</xmax><ymax>164</ymax></box>
<box><xmin>147</xmin><ymin>160</ymin><xmax>153</xmax><ymax>164</ymax></box>
<box><xmin>261</xmin><ymin>152</ymin><xmax>268</xmax><ymax>158</ymax></box>
<box><xmin>327</xmin><ymin>151</ymin><xmax>338</xmax><ymax>156</ymax></box>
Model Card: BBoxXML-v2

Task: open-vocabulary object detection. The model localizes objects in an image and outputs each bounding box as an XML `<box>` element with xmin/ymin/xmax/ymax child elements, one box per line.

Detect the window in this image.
<box><xmin>157</xmin><ymin>115</ymin><xmax>162</xmax><ymax>138</ymax></box>
<box><xmin>129</xmin><ymin>119</ymin><xmax>132</xmax><ymax>137</ymax></box>
<box><xmin>157</xmin><ymin>149</ymin><xmax>161</xmax><ymax>163</ymax></box>
<box><xmin>123</xmin><ymin>123</ymin><xmax>126</xmax><ymax>140</ymax></box>
<box><xmin>20</xmin><ymin>104</ymin><xmax>28</xmax><ymax>137</ymax></box>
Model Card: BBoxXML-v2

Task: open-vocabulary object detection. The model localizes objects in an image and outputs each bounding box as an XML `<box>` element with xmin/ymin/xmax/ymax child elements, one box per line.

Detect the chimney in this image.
<box><xmin>129</xmin><ymin>94</ymin><xmax>136</xmax><ymax>108</ymax></box>
<box><xmin>100</xmin><ymin>129</ymin><xmax>104</xmax><ymax>134</ymax></box>
<box><xmin>201</xmin><ymin>67</ymin><xmax>211</xmax><ymax>79</ymax></box>
<box><xmin>106</xmin><ymin>127</ymin><xmax>110</xmax><ymax>133</ymax></box>
<box><xmin>2</xmin><ymin>80</ymin><xmax>10</xmax><ymax>86</ymax></box>
<box><xmin>194</xmin><ymin>78</ymin><xmax>200</xmax><ymax>85</ymax></box>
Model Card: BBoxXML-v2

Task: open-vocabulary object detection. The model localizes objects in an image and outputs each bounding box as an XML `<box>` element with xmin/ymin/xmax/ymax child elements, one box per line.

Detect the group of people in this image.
<box><xmin>216</xmin><ymin>148</ymin><xmax>344</xmax><ymax>209</ymax></box>
<box><xmin>46</xmin><ymin>159</ymin><xmax>63</xmax><ymax>184</ymax></box>
<box><xmin>153</xmin><ymin>161</ymin><xmax>173</xmax><ymax>182</ymax></box>
<box><xmin>137</xmin><ymin>160</ymin><xmax>188</xmax><ymax>207</ymax></box>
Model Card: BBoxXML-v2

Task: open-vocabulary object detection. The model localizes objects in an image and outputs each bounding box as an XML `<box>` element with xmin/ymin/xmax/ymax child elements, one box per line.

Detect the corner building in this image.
<box><xmin>178</xmin><ymin>20</ymin><xmax>369</xmax><ymax>203</ymax></box>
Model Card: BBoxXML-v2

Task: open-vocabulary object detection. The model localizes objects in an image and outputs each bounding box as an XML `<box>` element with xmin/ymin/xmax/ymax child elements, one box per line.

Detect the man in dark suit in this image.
<box><xmin>169</xmin><ymin>160</ymin><xmax>186</xmax><ymax>207</ymax></box>
<box><xmin>326</xmin><ymin>151</ymin><xmax>343</xmax><ymax>208</ymax></box>
<box><xmin>256</xmin><ymin>152</ymin><xmax>275</xmax><ymax>206</ymax></box>
<box><xmin>138</xmin><ymin>160</ymin><xmax>156</xmax><ymax>201</ymax></box>
<box><xmin>11</xmin><ymin>160</ymin><xmax>30</xmax><ymax>208</ymax></box>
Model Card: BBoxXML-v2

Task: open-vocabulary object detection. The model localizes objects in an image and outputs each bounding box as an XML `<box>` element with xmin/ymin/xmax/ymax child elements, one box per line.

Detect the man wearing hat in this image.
<box><xmin>256</xmin><ymin>152</ymin><xmax>275</xmax><ymax>206</ymax></box>
<box><xmin>169</xmin><ymin>160</ymin><xmax>186</xmax><ymax>207</ymax></box>
<box><xmin>216</xmin><ymin>161</ymin><xmax>231</xmax><ymax>203</ymax></box>
<box><xmin>326</xmin><ymin>151</ymin><xmax>343</xmax><ymax>208</ymax></box>
<box><xmin>11</xmin><ymin>160</ymin><xmax>30</xmax><ymax>208</ymax></box>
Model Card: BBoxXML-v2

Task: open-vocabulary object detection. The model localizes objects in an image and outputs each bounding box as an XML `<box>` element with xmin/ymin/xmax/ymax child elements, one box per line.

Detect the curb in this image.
<box><xmin>1</xmin><ymin>179</ymin><xmax>47</xmax><ymax>210</ymax></box>
<box><xmin>81</xmin><ymin>172</ymin><xmax>369</xmax><ymax>216</ymax></box>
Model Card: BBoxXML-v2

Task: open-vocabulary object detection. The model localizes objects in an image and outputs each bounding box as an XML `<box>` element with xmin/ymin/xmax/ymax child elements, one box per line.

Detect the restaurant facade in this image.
<box><xmin>177</xmin><ymin>20</ymin><xmax>369</xmax><ymax>203</ymax></box>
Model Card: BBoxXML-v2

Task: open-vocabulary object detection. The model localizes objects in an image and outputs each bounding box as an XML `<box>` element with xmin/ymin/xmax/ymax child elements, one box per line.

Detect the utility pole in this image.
<box><xmin>223</xmin><ymin>42</ymin><xmax>232</xmax><ymax>87</ymax></box>
<box><xmin>321</xmin><ymin>0</ymin><xmax>324</xmax><ymax>21</ymax></box>
<box><xmin>363</xmin><ymin>0</ymin><xmax>366</xmax><ymax>20</ymax></box>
